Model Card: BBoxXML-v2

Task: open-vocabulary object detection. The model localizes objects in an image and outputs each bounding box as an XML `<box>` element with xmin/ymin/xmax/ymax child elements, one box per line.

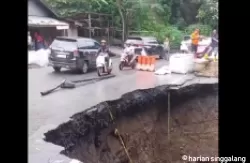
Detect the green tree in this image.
<box><xmin>45</xmin><ymin>0</ymin><xmax>108</xmax><ymax>16</ymax></box>
<box><xmin>197</xmin><ymin>0</ymin><xmax>218</xmax><ymax>28</ymax></box>
<box><xmin>45</xmin><ymin>0</ymin><xmax>218</xmax><ymax>47</ymax></box>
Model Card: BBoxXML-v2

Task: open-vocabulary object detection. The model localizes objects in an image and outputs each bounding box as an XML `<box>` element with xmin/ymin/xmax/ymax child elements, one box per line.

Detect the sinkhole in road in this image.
<box><xmin>44</xmin><ymin>83</ymin><xmax>218</xmax><ymax>163</ymax></box>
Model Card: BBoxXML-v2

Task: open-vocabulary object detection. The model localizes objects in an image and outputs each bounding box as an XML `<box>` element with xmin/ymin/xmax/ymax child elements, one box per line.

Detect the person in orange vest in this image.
<box><xmin>191</xmin><ymin>28</ymin><xmax>200</xmax><ymax>53</ymax></box>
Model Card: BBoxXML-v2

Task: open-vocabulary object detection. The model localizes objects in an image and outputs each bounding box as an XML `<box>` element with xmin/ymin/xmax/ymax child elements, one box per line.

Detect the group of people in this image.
<box><xmin>191</xmin><ymin>28</ymin><xmax>218</xmax><ymax>58</ymax></box>
<box><xmin>28</xmin><ymin>31</ymin><xmax>48</xmax><ymax>51</ymax></box>
<box><xmin>27</xmin><ymin>28</ymin><xmax>217</xmax><ymax>61</ymax></box>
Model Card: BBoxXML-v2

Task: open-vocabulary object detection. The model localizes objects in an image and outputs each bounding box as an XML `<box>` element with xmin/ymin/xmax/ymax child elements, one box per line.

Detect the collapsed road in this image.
<box><xmin>28</xmin><ymin>57</ymin><xmax>218</xmax><ymax>163</ymax></box>
<box><xmin>44</xmin><ymin>84</ymin><xmax>218</xmax><ymax>163</ymax></box>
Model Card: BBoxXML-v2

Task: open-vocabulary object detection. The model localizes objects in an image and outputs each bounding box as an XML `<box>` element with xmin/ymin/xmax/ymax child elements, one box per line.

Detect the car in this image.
<box><xmin>124</xmin><ymin>36</ymin><xmax>169</xmax><ymax>59</ymax></box>
<box><xmin>48</xmin><ymin>36</ymin><xmax>101</xmax><ymax>73</ymax></box>
<box><xmin>180</xmin><ymin>35</ymin><xmax>192</xmax><ymax>52</ymax></box>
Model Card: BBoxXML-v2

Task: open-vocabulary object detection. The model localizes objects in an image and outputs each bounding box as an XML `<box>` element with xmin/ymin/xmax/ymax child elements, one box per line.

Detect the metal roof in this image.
<box><xmin>55</xmin><ymin>36</ymin><xmax>95</xmax><ymax>41</ymax></box>
<box><xmin>28</xmin><ymin>16</ymin><xmax>69</xmax><ymax>28</ymax></box>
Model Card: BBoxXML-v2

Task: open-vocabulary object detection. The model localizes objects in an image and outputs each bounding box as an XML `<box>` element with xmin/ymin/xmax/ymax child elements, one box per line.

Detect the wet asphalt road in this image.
<box><xmin>28</xmin><ymin>57</ymin><xmax>168</xmax><ymax>136</ymax></box>
<box><xmin>28</xmin><ymin>53</ymin><xmax>218</xmax><ymax>163</ymax></box>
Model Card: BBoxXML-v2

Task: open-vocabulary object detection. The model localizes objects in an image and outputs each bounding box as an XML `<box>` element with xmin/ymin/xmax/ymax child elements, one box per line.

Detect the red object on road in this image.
<box><xmin>195</xmin><ymin>45</ymin><xmax>211</xmax><ymax>58</ymax></box>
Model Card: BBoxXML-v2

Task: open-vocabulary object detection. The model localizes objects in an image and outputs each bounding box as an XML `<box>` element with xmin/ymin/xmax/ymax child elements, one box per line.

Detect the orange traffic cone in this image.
<box><xmin>137</xmin><ymin>56</ymin><xmax>142</xmax><ymax>70</ymax></box>
<box><xmin>145</xmin><ymin>56</ymin><xmax>151</xmax><ymax>71</ymax></box>
<box><xmin>141</xmin><ymin>56</ymin><xmax>147</xmax><ymax>70</ymax></box>
<box><xmin>148</xmin><ymin>56</ymin><xmax>156</xmax><ymax>71</ymax></box>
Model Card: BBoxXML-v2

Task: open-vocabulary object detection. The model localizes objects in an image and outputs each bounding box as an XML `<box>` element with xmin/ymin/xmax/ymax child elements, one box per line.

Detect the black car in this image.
<box><xmin>124</xmin><ymin>36</ymin><xmax>169</xmax><ymax>59</ymax></box>
<box><xmin>48</xmin><ymin>36</ymin><xmax>101</xmax><ymax>73</ymax></box>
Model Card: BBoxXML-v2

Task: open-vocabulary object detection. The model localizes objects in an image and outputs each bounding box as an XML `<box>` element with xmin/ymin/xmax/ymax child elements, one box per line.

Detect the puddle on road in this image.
<box><xmin>44</xmin><ymin>83</ymin><xmax>218</xmax><ymax>163</ymax></box>
<box><xmin>135</xmin><ymin>71</ymin><xmax>157</xmax><ymax>89</ymax></box>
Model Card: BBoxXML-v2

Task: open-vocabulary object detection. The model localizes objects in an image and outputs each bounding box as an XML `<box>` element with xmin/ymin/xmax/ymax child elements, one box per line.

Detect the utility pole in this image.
<box><xmin>168</xmin><ymin>91</ymin><xmax>171</xmax><ymax>141</ymax></box>
<box><xmin>88</xmin><ymin>13</ymin><xmax>91</xmax><ymax>38</ymax></box>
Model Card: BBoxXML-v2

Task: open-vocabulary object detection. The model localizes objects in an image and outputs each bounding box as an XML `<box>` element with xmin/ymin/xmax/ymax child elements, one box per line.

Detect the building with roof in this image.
<box><xmin>28</xmin><ymin>0</ymin><xmax>78</xmax><ymax>45</ymax></box>
<box><xmin>28</xmin><ymin>0</ymin><xmax>120</xmax><ymax>45</ymax></box>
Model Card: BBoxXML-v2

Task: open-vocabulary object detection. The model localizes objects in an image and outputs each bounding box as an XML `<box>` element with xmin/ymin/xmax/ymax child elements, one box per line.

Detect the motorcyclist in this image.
<box><xmin>122</xmin><ymin>43</ymin><xmax>135</xmax><ymax>64</ymax></box>
<box><xmin>97</xmin><ymin>40</ymin><xmax>110</xmax><ymax>56</ymax></box>
<box><xmin>96</xmin><ymin>40</ymin><xmax>110</xmax><ymax>71</ymax></box>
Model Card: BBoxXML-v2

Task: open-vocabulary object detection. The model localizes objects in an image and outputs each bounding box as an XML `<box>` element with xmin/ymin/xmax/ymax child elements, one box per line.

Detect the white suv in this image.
<box><xmin>124</xmin><ymin>36</ymin><xmax>169</xmax><ymax>59</ymax></box>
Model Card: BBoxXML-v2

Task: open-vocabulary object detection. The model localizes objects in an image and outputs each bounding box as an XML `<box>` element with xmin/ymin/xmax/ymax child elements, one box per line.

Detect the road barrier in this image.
<box><xmin>137</xmin><ymin>56</ymin><xmax>156</xmax><ymax>72</ymax></box>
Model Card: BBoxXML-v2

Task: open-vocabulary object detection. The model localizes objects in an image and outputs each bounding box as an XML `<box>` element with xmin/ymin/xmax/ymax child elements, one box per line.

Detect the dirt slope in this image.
<box><xmin>44</xmin><ymin>84</ymin><xmax>218</xmax><ymax>163</ymax></box>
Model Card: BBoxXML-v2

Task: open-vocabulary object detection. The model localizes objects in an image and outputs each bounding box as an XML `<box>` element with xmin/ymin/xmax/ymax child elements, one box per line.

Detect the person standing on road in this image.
<box><xmin>164</xmin><ymin>35</ymin><xmax>170</xmax><ymax>49</ymax></box>
<box><xmin>191</xmin><ymin>28</ymin><xmax>200</xmax><ymax>53</ymax></box>
<box><xmin>28</xmin><ymin>31</ymin><xmax>32</xmax><ymax>50</ymax></box>
<box><xmin>202</xmin><ymin>29</ymin><xmax>218</xmax><ymax>60</ymax></box>
<box><xmin>34</xmin><ymin>32</ymin><xmax>45</xmax><ymax>51</ymax></box>
<box><xmin>211</xmin><ymin>29</ymin><xmax>218</xmax><ymax>53</ymax></box>
<box><xmin>164</xmin><ymin>35</ymin><xmax>170</xmax><ymax>60</ymax></box>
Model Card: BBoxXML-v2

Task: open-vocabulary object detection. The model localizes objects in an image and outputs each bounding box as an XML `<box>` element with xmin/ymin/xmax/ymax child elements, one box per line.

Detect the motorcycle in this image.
<box><xmin>119</xmin><ymin>54</ymin><xmax>137</xmax><ymax>70</ymax></box>
<box><xmin>96</xmin><ymin>52</ymin><xmax>112</xmax><ymax>76</ymax></box>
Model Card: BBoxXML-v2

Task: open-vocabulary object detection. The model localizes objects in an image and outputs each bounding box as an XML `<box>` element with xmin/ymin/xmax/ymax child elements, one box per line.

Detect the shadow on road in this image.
<box><xmin>40</xmin><ymin>74</ymin><xmax>116</xmax><ymax>96</ymax></box>
<box><xmin>48</xmin><ymin>68</ymin><xmax>97</xmax><ymax>76</ymax></box>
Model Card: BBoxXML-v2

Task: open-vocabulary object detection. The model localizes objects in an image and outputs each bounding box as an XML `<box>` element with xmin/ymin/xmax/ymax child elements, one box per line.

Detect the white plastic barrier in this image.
<box><xmin>70</xmin><ymin>159</ymin><xmax>82</xmax><ymax>163</ymax></box>
<box><xmin>28</xmin><ymin>49</ymin><xmax>51</xmax><ymax>67</ymax></box>
<box><xmin>169</xmin><ymin>53</ymin><xmax>194</xmax><ymax>74</ymax></box>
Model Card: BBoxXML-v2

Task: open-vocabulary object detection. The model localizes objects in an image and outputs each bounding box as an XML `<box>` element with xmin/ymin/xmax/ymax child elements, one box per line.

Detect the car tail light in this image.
<box><xmin>73</xmin><ymin>50</ymin><xmax>79</xmax><ymax>57</ymax></box>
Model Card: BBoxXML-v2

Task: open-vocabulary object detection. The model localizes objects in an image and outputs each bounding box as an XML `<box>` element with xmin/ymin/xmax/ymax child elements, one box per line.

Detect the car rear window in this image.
<box><xmin>127</xmin><ymin>37</ymin><xmax>142</xmax><ymax>41</ymax></box>
<box><xmin>125</xmin><ymin>39</ymin><xmax>142</xmax><ymax>44</ymax></box>
<box><xmin>142</xmin><ymin>37</ymin><xmax>158</xmax><ymax>44</ymax></box>
<box><xmin>144</xmin><ymin>40</ymin><xmax>158</xmax><ymax>44</ymax></box>
<box><xmin>125</xmin><ymin>37</ymin><xmax>142</xmax><ymax>44</ymax></box>
<box><xmin>77</xmin><ymin>40</ymin><xmax>95</xmax><ymax>49</ymax></box>
<box><xmin>51</xmin><ymin>39</ymin><xmax>77</xmax><ymax>51</ymax></box>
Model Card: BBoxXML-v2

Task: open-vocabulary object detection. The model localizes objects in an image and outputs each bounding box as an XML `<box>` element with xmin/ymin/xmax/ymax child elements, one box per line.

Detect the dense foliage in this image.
<box><xmin>46</xmin><ymin>0</ymin><xmax>218</xmax><ymax>48</ymax></box>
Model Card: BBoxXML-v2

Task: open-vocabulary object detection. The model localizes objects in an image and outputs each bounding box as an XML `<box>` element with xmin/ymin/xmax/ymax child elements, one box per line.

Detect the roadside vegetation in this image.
<box><xmin>46</xmin><ymin>0</ymin><xmax>218</xmax><ymax>49</ymax></box>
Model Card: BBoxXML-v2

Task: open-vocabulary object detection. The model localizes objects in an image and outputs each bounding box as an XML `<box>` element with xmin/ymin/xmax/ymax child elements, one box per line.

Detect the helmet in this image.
<box><xmin>101</xmin><ymin>40</ymin><xmax>106</xmax><ymax>46</ymax></box>
<box><xmin>101</xmin><ymin>40</ymin><xmax>106</xmax><ymax>43</ymax></box>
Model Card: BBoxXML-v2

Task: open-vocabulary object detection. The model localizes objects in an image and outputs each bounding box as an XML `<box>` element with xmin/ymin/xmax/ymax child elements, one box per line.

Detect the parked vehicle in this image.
<box><xmin>124</xmin><ymin>36</ymin><xmax>168</xmax><ymax>59</ymax></box>
<box><xmin>119</xmin><ymin>55</ymin><xmax>137</xmax><ymax>70</ymax></box>
<box><xmin>48</xmin><ymin>36</ymin><xmax>101</xmax><ymax>73</ymax></box>
<box><xmin>180</xmin><ymin>35</ymin><xmax>191</xmax><ymax>53</ymax></box>
<box><xmin>96</xmin><ymin>52</ymin><xmax>112</xmax><ymax>76</ymax></box>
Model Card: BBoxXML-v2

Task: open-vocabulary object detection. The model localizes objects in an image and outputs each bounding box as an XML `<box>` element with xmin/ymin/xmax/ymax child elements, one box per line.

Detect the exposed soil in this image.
<box><xmin>44</xmin><ymin>84</ymin><xmax>218</xmax><ymax>163</ymax></box>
